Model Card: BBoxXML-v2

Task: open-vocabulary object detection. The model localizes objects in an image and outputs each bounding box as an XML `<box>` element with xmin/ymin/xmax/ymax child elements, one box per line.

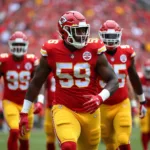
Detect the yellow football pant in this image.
<box><xmin>52</xmin><ymin>105</ymin><xmax>100</xmax><ymax>150</ymax></box>
<box><xmin>100</xmin><ymin>98</ymin><xmax>132</xmax><ymax>150</ymax></box>
<box><xmin>2</xmin><ymin>100</ymin><xmax>34</xmax><ymax>140</ymax></box>
<box><xmin>140</xmin><ymin>107</ymin><xmax>150</xmax><ymax>133</ymax></box>
<box><xmin>44</xmin><ymin>107</ymin><xmax>55</xmax><ymax>143</ymax></box>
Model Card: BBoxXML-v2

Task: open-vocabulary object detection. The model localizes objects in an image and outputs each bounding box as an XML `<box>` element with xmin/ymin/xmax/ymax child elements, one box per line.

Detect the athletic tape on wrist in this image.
<box><xmin>137</xmin><ymin>93</ymin><xmax>146</xmax><ymax>103</ymax></box>
<box><xmin>21</xmin><ymin>99</ymin><xmax>32</xmax><ymax>113</ymax></box>
<box><xmin>98</xmin><ymin>89</ymin><xmax>110</xmax><ymax>101</ymax></box>
<box><xmin>37</xmin><ymin>94</ymin><xmax>44</xmax><ymax>104</ymax></box>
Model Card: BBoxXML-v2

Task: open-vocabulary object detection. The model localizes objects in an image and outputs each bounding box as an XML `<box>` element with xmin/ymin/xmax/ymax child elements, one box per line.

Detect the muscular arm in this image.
<box><xmin>127</xmin><ymin>77</ymin><xmax>136</xmax><ymax>100</ymax></box>
<box><xmin>128</xmin><ymin>58</ymin><xmax>146</xmax><ymax>119</ymax></box>
<box><xmin>128</xmin><ymin>58</ymin><xmax>143</xmax><ymax>95</ymax></box>
<box><xmin>25</xmin><ymin>56</ymin><xmax>51</xmax><ymax>102</ymax></box>
<box><xmin>96</xmin><ymin>54</ymin><xmax>119</xmax><ymax>95</ymax></box>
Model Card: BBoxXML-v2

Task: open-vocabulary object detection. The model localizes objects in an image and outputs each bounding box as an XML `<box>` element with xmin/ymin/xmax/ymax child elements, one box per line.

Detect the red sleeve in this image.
<box><xmin>88</xmin><ymin>38</ymin><xmax>106</xmax><ymax>55</ymax></box>
<box><xmin>97</xmin><ymin>39</ymin><xmax>107</xmax><ymax>55</ymax></box>
<box><xmin>0</xmin><ymin>53</ymin><xmax>9</xmax><ymax>73</ymax></box>
<box><xmin>33</xmin><ymin>55</ymin><xmax>39</xmax><ymax>66</ymax></box>
<box><xmin>40</xmin><ymin>39</ymin><xmax>59</xmax><ymax>57</ymax></box>
<box><xmin>126</xmin><ymin>45</ymin><xmax>136</xmax><ymax>58</ymax></box>
<box><xmin>0</xmin><ymin>53</ymin><xmax>9</xmax><ymax>64</ymax></box>
<box><xmin>26</xmin><ymin>54</ymin><xmax>39</xmax><ymax>66</ymax></box>
<box><xmin>40</xmin><ymin>41</ymin><xmax>49</xmax><ymax>57</ymax></box>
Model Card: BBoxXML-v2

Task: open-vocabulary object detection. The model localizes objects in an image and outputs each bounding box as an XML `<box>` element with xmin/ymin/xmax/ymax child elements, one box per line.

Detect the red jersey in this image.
<box><xmin>97</xmin><ymin>45</ymin><xmax>136</xmax><ymax>105</ymax></box>
<box><xmin>139</xmin><ymin>74</ymin><xmax>150</xmax><ymax>107</ymax></box>
<box><xmin>45</xmin><ymin>73</ymin><xmax>55</xmax><ymax>108</ymax></box>
<box><xmin>0</xmin><ymin>53</ymin><xmax>39</xmax><ymax>105</ymax></box>
<box><xmin>40</xmin><ymin>38</ymin><xmax>106</xmax><ymax>112</ymax></box>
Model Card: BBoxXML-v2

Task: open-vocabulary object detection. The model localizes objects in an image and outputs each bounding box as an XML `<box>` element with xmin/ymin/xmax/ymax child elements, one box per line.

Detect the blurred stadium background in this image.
<box><xmin>0</xmin><ymin>0</ymin><xmax>150</xmax><ymax>149</ymax></box>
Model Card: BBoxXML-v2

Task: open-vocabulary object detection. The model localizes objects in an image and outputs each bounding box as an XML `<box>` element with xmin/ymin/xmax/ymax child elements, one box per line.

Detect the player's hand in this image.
<box><xmin>83</xmin><ymin>95</ymin><xmax>103</xmax><ymax>114</ymax></box>
<box><xmin>132</xmin><ymin>107</ymin><xmax>139</xmax><ymax>115</ymax></box>
<box><xmin>33</xmin><ymin>102</ymin><xmax>43</xmax><ymax>114</ymax></box>
<box><xmin>19</xmin><ymin>113</ymin><xmax>29</xmax><ymax>136</ymax></box>
<box><xmin>139</xmin><ymin>103</ymin><xmax>147</xmax><ymax>118</ymax></box>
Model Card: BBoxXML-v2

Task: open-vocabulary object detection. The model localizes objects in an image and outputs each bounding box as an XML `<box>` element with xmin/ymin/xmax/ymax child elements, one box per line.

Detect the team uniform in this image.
<box><xmin>1</xmin><ymin>53</ymin><xmax>38</xmax><ymax>140</ymax></box>
<box><xmin>97</xmin><ymin>45</ymin><xmax>136</xmax><ymax>149</ymax></box>
<box><xmin>40</xmin><ymin>38</ymin><xmax>106</xmax><ymax>150</ymax></box>
<box><xmin>44</xmin><ymin>73</ymin><xmax>55</xmax><ymax>148</ymax></box>
<box><xmin>139</xmin><ymin>74</ymin><xmax>150</xmax><ymax>150</ymax></box>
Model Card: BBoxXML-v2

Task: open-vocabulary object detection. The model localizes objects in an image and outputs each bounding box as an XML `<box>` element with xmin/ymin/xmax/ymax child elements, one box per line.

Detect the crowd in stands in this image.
<box><xmin>0</xmin><ymin>0</ymin><xmax>150</xmax><ymax>70</ymax></box>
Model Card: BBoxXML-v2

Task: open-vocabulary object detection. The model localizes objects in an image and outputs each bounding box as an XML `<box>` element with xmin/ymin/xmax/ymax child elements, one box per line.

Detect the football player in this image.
<box><xmin>19</xmin><ymin>11</ymin><xmax>119</xmax><ymax>150</ymax></box>
<box><xmin>44</xmin><ymin>73</ymin><xmax>56</xmax><ymax>150</ymax></box>
<box><xmin>139</xmin><ymin>59</ymin><xmax>150</xmax><ymax>150</ymax></box>
<box><xmin>1</xmin><ymin>31</ymin><xmax>43</xmax><ymax>150</ymax></box>
<box><xmin>97</xmin><ymin>20</ymin><xmax>147</xmax><ymax>150</ymax></box>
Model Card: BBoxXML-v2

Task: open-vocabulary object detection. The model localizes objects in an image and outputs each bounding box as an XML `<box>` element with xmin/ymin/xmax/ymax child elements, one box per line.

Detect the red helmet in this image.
<box><xmin>58</xmin><ymin>11</ymin><xmax>90</xmax><ymax>49</ymax></box>
<box><xmin>8</xmin><ymin>31</ymin><xmax>29</xmax><ymax>57</ymax></box>
<box><xmin>143</xmin><ymin>59</ymin><xmax>150</xmax><ymax>79</ymax></box>
<box><xmin>99</xmin><ymin>20</ymin><xmax>122</xmax><ymax>50</ymax></box>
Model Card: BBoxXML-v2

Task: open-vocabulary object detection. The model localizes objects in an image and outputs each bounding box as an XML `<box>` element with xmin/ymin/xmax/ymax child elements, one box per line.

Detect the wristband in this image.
<box><xmin>137</xmin><ymin>93</ymin><xmax>146</xmax><ymax>103</ymax></box>
<box><xmin>98</xmin><ymin>89</ymin><xmax>110</xmax><ymax>101</ymax></box>
<box><xmin>37</xmin><ymin>94</ymin><xmax>44</xmax><ymax>104</ymax></box>
<box><xmin>21</xmin><ymin>99</ymin><xmax>32</xmax><ymax>113</ymax></box>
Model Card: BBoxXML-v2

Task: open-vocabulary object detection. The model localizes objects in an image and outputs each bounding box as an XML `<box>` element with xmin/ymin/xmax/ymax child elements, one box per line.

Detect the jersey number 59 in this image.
<box><xmin>56</xmin><ymin>63</ymin><xmax>90</xmax><ymax>88</ymax></box>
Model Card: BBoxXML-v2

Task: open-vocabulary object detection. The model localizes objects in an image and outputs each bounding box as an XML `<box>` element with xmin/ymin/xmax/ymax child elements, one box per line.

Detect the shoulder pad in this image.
<box><xmin>0</xmin><ymin>53</ymin><xmax>9</xmax><ymax>58</ymax></box>
<box><xmin>87</xmin><ymin>38</ymin><xmax>106</xmax><ymax>54</ymax></box>
<box><xmin>40</xmin><ymin>39</ymin><xmax>62</xmax><ymax>56</ymax></box>
<box><xmin>40</xmin><ymin>39</ymin><xmax>59</xmax><ymax>57</ymax></box>
<box><xmin>119</xmin><ymin>45</ymin><xmax>136</xmax><ymax>57</ymax></box>
<box><xmin>0</xmin><ymin>53</ymin><xmax>9</xmax><ymax>65</ymax></box>
<box><xmin>119</xmin><ymin>45</ymin><xmax>131</xmax><ymax>49</ymax></box>
<box><xmin>26</xmin><ymin>54</ymin><xmax>39</xmax><ymax>66</ymax></box>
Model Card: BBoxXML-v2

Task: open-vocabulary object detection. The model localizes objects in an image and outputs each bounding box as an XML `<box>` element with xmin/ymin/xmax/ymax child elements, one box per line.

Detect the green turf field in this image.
<box><xmin>0</xmin><ymin>127</ymin><xmax>148</xmax><ymax>150</ymax></box>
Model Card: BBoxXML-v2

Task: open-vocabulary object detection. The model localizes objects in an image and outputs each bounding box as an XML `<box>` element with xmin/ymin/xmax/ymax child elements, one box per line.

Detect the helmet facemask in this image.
<box><xmin>63</xmin><ymin>22</ymin><xmax>90</xmax><ymax>49</ymax></box>
<box><xmin>8</xmin><ymin>38</ymin><xmax>29</xmax><ymax>57</ymax></box>
<box><xmin>99</xmin><ymin>29</ymin><xmax>122</xmax><ymax>49</ymax></box>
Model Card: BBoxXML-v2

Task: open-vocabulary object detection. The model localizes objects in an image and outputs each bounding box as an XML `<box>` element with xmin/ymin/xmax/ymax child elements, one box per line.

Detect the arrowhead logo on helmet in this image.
<box><xmin>59</xmin><ymin>16</ymin><xmax>67</xmax><ymax>27</ymax></box>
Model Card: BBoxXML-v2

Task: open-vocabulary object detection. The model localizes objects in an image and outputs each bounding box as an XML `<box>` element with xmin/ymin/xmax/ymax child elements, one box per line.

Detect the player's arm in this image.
<box><xmin>96</xmin><ymin>53</ymin><xmax>119</xmax><ymax>96</ymax></box>
<box><xmin>22</xmin><ymin>56</ymin><xmax>51</xmax><ymax>113</ymax></box>
<box><xmin>83</xmin><ymin>54</ymin><xmax>119</xmax><ymax>114</ymax></box>
<box><xmin>127</xmin><ymin>77</ymin><xmax>136</xmax><ymax>100</ymax></box>
<box><xmin>31</xmin><ymin>58</ymin><xmax>45</xmax><ymax>114</ymax></box>
<box><xmin>127</xmin><ymin>77</ymin><xmax>138</xmax><ymax>115</ymax></box>
<box><xmin>128</xmin><ymin>58</ymin><xmax>146</xmax><ymax>118</ymax></box>
<box><xmin>128</xmin><ymin>58</ymin><xmax>143</xmax><ymax>96</ymax></box>
<box><xmin>127</xmin><ymin>77</ymin><xmax>138</xmax><ymax>106</ymax></box>
<box><xmin>19</xmin><ymin>56</ymin><xmax>51</xmax><ymax>136</ymax></box>
<box><xmin>33</xmin><ymin>84</ymin><xmax>45</xmax><ymax>114</ymax></box>
<box><xmin>127</xmin><ymin>77</ymin><xmax>137</xmax><ymax>107</ymax></box>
